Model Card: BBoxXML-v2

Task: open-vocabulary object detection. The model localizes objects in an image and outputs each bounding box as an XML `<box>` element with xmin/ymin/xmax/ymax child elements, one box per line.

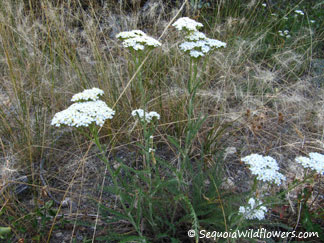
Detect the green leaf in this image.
<box><xmin>167</xmin><ymin>135</ymin><xmax>182</xmax><ymax>151</ymax></box>
<box><xmin>0</xmin><ymin>227</ymin><xmax>11</xmax><ymax>235</ymax></box>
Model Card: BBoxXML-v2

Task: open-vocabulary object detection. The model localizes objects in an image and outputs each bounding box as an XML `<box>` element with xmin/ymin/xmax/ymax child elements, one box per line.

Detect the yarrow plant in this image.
<box><xmin>241</xmin><ymin>154</ymin><xmax>286</xmax><ymax>186</ymax></box>
<box><xmin>71</xmin><ymin>87</ymin><xmax>104</xmax><ymax>102</ymax></box>
<box><xmin>131</xmin><ymin>109</ymin><xmax>160</xmax><ymax>123</ymax></box>
<box><xmin>179</xmin><ymin>31</ymin><xmax>227</xmax><ymax>58</ymax></box>
<box><xmin>51</xmin><ymin>100</ymin><xmax>115</xmax><ymax>127</ymax></box>
<box><xmin>295</xmin><ymin>152</ymin><xmax>324</xmax><ymax>175</ymax></box>
<box><xmin>172</xmin><ymin>17</ymin><xmax>203</xmax><ymax>32</ymax></box>
<box><xmin>278</xmin><ymin>30</ymin><xmax>291</xmax><ymax>38</ymax></box>
<box><xmin>116</xmin><ymin>29</ymin><xmax>162</xmax><ymax>106</ymax></box>
<box><xmin>116</xmin><ymin>30</ymin><xmax>161</xmax><ymax>51</ymax></box>
<box><xmin>239</xmin><ymin>198</ymin><xmax>267</xmax><ymax>221</ymax></box>
<box><xmin>51</xmin><ymin>88</ymin><xmax>115</xmax><ymax>127</ymax></box>
<box><xmin>173</xmin><ymin>17</ymin><xmax>226</xmax><ymax>58</ymax></box>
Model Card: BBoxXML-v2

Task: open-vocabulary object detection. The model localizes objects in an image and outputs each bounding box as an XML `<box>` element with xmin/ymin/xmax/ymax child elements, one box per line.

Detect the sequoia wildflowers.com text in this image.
<box><xmin>187</xmin><ymin>228</ymin><xmax>319</xmax><ymax>240</ymax></box>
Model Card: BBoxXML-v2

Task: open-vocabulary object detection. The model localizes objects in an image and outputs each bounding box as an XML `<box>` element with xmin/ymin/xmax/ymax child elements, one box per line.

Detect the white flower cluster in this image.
<box><xmin>172</xmin><ymin>17</ymin><xmax>203</xmax><ymax>32</ymax></box>
<box><xmin>71</xmin><ymin>87</ymin><xmax>104</xmax><ymax>102</ymax></box>
<box><xmin>173</xmin><ymin>17</ymin><xmax>226</xmax><ymax>58</ymax></box>
<box><xmin>294</xmin><ymin>10</ymin><xmax>304</xmax><ymax>16</ymax></box>
<box><xmin>131</xmin><ymin>109</ymin><xmax>160</xmax><ymax>123</ymax></box>
<box><xmin>241</xmin><ymin>154</ymin><xmax>286</xmax><ymax>185</ymax></box>
<box><xmin>239</xmin><ymin>198</ymin><xmax>267</xmax><ymax>221</ymax></box>
<box><xmin>51</xmin><ymin>88</ymin><xmax>115</xmax><ymax>128</ymax></box>
<box><xmin>179</xmin><ymin>34</ymin><xmax>227</xmax><ymax>58</ymax></box>
<box><xmin>116</xmin><ymin>30</ymin><xmax>161</xmax><ymax>51</ymax></box>
<box><xmin>278</xmin><ymin>30</ymin><xmax>291</xmax><ymax>38</ymax></box>
<box><xmin>295</xmin><ymin>152</ymin><xmax>324</xmax><ymax>175</ymax></box>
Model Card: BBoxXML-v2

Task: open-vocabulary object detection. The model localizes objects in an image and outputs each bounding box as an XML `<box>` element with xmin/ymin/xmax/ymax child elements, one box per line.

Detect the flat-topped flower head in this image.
<box><xmin>241</xmin><ymin>154</ymin><xmax>286</xmax><ymax>185</ymax></box>
<box><xmin>116</xmin><ymin>30</ymin><xmax>146</xmax><ymax>39</ymax></box>
<box><xmin>185</xmin><ymin>31</ymin><xmax>206</xmax><ymax>41</ymax></box>
<box><xmin>116</xmin><ymin>30</ymin><xmax>161</xmax><ymax>51</ymax></box>
<box><xmin>178</xmin><ymin>31</ymin><xmax>226</xmax><ymax>59</ymax></box>
<box><xmin>172</xmin><ymin>17</ymin><xmax>203</xmax><ymax>32</ymax></box>
<box><xmin>71</xmin><ymin>88</ymin><xmax>104</xmax><ymax>102</ymax></box>
<box><xmin>295</xmin><ymin>152</ymin><xmax>324</xmax><ymax>174</ymax></box>
<box><xmin>51</xmin><ymin>100</ymin><xmax>115</xmax><ymax>127</ymax></box>
<box><xmin>131</xmin><ymin>109</ymin><xmax>160</xmax><ymax>123</ymax></box>
<box><xmin>239</xmin><ymin>197</ymin><xmax>267</xmax><ymax>221</ymax></box>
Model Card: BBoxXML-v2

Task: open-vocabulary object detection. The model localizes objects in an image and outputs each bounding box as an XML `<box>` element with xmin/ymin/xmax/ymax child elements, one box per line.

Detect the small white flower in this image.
<box><xmin>179</xmin><ymin>41</ymin><xmax>198</xmax><ymax>52</ymax></box>
<box><xmin>149</xmin><ymin>148</ymin><xmax>155</xmax><ymax>153</ymax></box>
<box><xmin>278</xmin><ymin>30</ymin><xmax>291</xmax><ymax>39</ymax></box>
<box><xmin>190</xmin><ymin>50</ymin><xmax>204</xmax><ymax>58</ymax></box>
<box><xmin>294</xmin><ymin>10</ymin><xmax>304</xmax><ymax>16</ymax></box>
<box><xmin>172</xmin><ymin>17</ymin><xmax>203</xmax><ymax>32</ymax></box>
<box><xmin>186</xmin><ymin>31</ymin><xmax>207</xmax><ymax>41</ymax></box>
<box><xmin>261</xmin><ymin>3</ymin><xmax>267</xmax><ymax>7</ymax></box>
<box><xmin>241</xmin><ymin>154</ymin><xmax>286</xmax><ymax>185</ymax></box>
<box><xmin>295</xmin><ymin>152</ymin><xmax>324</xmax><ymax>174</ymax></box>
<box><xmin>206</xmin><ymin>38</ymin><xmax>227</xmax><ymax>48</ymax></box>
<box><xmin>239</xmin><ymin>197</ymin><xmax>267</xmax><ymax>221</ymax></box>
<box><xmin>71</xmin><ymin>88</ymin><xmax>104</xmax><ymax>102</ymax></box>
<box><xmin>310</xmin><ymin>20</ymin><xmax>315</xmax><ymax>23</ymax></box>
<box><xmin>131</xmin><ymin>109</ymin><xmax>160</xmax><ymax>123</ymax></box>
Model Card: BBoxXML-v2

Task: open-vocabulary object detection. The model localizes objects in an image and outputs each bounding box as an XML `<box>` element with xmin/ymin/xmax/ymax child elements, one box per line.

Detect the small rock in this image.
<box><xmin>220</xmin><ymin>177</ymin><xmax>235</xmax><ymax>191</ymax></box>
<box><xmin>224</xmin><ymin>147</ymin><xmax>237</xmax><ymax>159</ymax></box>
<box><xmin>55</xmin><ymin>232</ymin><xmax>63</xmax><ymax>238</ymax></box>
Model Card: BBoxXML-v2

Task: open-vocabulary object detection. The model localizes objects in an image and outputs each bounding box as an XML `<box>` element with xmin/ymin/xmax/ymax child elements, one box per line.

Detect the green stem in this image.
<box><xmin>90</xmin><ymin>126</ymin><xmax>143</xmax><ymax>237</ymax></box>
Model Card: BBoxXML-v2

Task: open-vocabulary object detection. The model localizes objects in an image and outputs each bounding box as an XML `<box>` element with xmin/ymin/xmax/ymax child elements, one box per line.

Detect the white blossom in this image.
<box><xmin>172</xmin><ymin>17</ymin><xmax>203</xmax><ymax>32</ymax></box>
<box><xmin>116</xmin><ymin>30</ymin><xmax>146</xmax><ymax>39</ymax></box>
<box><xmin>185</xmin><ymin>31</ymin><xmax>207</xmax><ymax>41</ymax></box>
<box><xmin>116</xmin><ymin>30</ymin><xmax>161</xmax><ymax>51</ymax></box>
<box><xmin>190</xmin><ymin>50</ymin><xmax>204</xmax><ymax>58</ymax></box>
<box><xmin>51</xmin><ymin>100</ymin><xmax>115</xmax><ymax>127</ymax></box>
<box><xmin>294</xmin><ymin>10</ymin><xmax>304</xmax><ymax>16</ymax></box>
<box><xmin>131</xmin><ymin>109</ymin><xmax>160</xmax><ymax>123</ymax></box>
<box><xmin>71</xmin><ymin>88</ymin><xmax>104</xmax><ymax>102</ymax></box>
<box><xmin>239</xmin><ymin>198</ymin><xmax>267</xmax><ymax>221</ymax></box>
<box><xmin>241</xmin><ymin>154</ymin><xmax>286</xmax><ymax>185</ymax></box>
<box><xmin>278</xmin><ymin>30</ymin><xmax>290</xmax><ymax>39</ymax></box>
<box><xmin>295</xmin><ymin>152</ymin><xmax>324</xmax><ymax>174</ymax></box>
<box><xmin>178</xmin><ymin>31</ymin><xmax>226</xmax><ymax>58</ymax></box>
